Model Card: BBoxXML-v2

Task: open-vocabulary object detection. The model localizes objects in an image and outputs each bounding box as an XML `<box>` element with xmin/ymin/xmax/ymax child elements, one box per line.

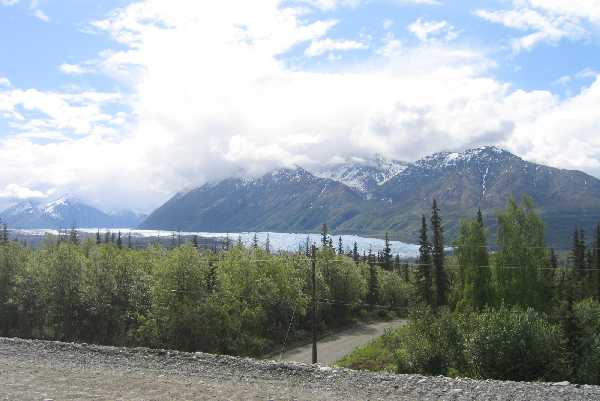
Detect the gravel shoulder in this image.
<box><xmin>279</xmin><ymin>319</ymin><xmax>406</xmax><ymax>365</ymax></box>
<box><xmin>2</xmin><ymin>336</ymin><xmax>600</xmax><ymax>401</ymax></box>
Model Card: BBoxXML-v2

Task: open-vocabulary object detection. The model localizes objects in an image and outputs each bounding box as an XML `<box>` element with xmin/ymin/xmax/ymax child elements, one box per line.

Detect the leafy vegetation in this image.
<box><xmin>0</xmin><ymin>235</ymin><xmax>407</xmax><ymax>357</ymax></box>
<box><xmin>340</xmin><ymin>196</ymin><xmax>600</xmax><ymax>385</ymax></box>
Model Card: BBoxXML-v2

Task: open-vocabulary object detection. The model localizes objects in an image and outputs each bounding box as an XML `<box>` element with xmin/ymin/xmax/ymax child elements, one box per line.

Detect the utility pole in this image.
<box><xmin>311</xmin><ymin>244</ymin><xmax>318</xmax><ymax>364</ymax></box>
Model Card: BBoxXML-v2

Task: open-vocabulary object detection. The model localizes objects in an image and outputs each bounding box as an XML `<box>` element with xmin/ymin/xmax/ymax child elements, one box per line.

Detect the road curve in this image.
<box><xmin>279</xmin><ymin>319</ymin><xmax>406</xmax><ymax>365</ymax></box>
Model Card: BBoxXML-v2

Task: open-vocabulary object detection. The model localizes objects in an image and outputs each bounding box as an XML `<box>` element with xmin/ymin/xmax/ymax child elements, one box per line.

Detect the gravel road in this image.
<box><xmin>2</xmin><ymin>337</ymin><xmax>600</xmax><ymax>401</ymax></box>
<box><xmin>279</xmin><ymin>319</ymin><xmax>406</xmax><ymax>365</ymax></box>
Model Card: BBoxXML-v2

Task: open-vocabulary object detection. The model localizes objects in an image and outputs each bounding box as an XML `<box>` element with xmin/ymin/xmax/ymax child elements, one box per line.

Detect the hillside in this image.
<box><xmin>140</xmin><ymin>147</ymin><xmax>600</xmax><ymax>248</ymax></box>
<box><xmin>0</xmin><ymin>196</ymin><xmax>145</xmax><ymax>229</ymax></box>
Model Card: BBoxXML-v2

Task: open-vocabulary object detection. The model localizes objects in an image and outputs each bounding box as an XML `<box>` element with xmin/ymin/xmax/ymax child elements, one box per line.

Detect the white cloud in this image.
<box><xmin>475</xmin><ymin>0</ymin><xmax>597</xmax><ymax>52</ymax></box>
<box><xmin>305</xmin><ymin>38</ymin><xmax>368</xmax><ymax>56</ymax></box>
<box><xmin>0</xmin><ymin>0</ymin><xmax>20</xmax><ymax>5</ymax></box>
<box><xmin>59</xmin><ymin>63</ymin><xmax>87</xmax><ymax>75</ymax></box>
<box><xmin>296</xmin><ymin>0</ymin><xmax>361</xmax><ymax>10</ymax></box>
<box><xmin>32</xmin><ymin>8</ymin><xmax>49</xmax><ymax>22</ymax></box>
<box><xmin>2</xmin><ymin>0</ymin><xmax>600</xmax><ymax>212</ymax></box>
<box><xmin>0</xmin><ymin>184</ymin><xmax>48</xmax><ymax>199</ymax></box>
<box><xmin>0</xmin><ymin>77</ymin><xmax>10</xmax><ymax>87</ymax></box>
<box><xmin>408</xmin><ymin>18</ymin><xmax>458</xmax><ymax>42</ymax></box>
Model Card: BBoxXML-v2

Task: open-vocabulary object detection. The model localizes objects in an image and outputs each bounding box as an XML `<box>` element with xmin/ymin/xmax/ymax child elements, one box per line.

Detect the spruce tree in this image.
<box><xmin>431</xmin><ymin>199</ymin><xmax>448</xmax><ymax>308</ymax></box>
<box><xmin>192</xmin><ymin>235</ymin><xmax>199</xmax><ymax>249</ymax></box>
<box><xmin>104</xmin><ymin>231</ymin><xmax>110</xmax><ymax>244</ymax></box>
<box><xmin>415</xmin><ymin>215</ymin><xmax>433</xmax><ymax>307</ymax></box>
<box><xmin>382</xmin><ymin>232</ymin><xmax>392</xmax><ymax>270</ymax></box>
<box><xmin>337</xmin><ymin>236</ymin><xmax>344</xmax><ymax>255</ymax></box>
<box><xmin>321</xmin><ymin>223</ymin><xmax>328</xmax><ymax>248</ymax></box>
<box><xmin>352</xmin><ymin>242</ymin><xmax>359</xmax><ymax>262</ymax></box>
<box><xmin>127</xmin><ymin>232</ymin><xmax>132</xmax><ymax>249</ymax></box>
<box><xmin>367</xmin><ymin>249</ymin><xmax>379</xmax><ymax>305</ymax></box>
<box><xmin>252</xmin><ymin>233</ymin><xmax>259</xmax><ymax>249</ymax></box>
<box><xmin>224</xmin><ymin>234</ymin><xmax>231</xmax><ymax>251</ymax></box>
<box><xmin>206</xmin><ymin>262</ymin><xmax>217</xmax><ymax>293</ymax></box>
<box><xmin>116</xmin><ymin>231</ymin><xmax>122</xmax><ymax>249</ymax></box>
<box><xmin>96</xmin><ymin>229</ymin><xmax>101</xmax><ymax>245</ymax></box>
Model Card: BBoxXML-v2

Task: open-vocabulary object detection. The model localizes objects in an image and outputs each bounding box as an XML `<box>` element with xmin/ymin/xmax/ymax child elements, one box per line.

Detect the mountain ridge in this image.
<box><xmin>0</xmin><ymin>195</ymin><xmax>146</xmax><ymax>229</ymax></box>
<box><xmin>139</xmin><ymin>146</ymin><xmax>600</xmax><ymax>247</ymax></box>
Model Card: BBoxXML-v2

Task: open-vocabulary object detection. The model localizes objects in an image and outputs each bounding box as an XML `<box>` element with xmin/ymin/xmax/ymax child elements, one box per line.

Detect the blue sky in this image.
<box><xmin>1</xmin><ymin>0</ymin><xmax>600</xmax><ymax>211</ymax></box>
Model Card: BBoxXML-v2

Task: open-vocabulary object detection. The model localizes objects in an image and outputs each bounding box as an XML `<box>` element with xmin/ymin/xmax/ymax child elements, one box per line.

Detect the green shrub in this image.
<box><xmin>463</xmin><ymin>307</ymin><xmax>569</xmax><ymax>381</ymax></box>
<box><xmin>572</xmin><ymin>298</ymin><xmax>600</xmax><ymax>384</ymax></box>
<box><xmin>396</xmin><ymin>307</ymin><xmax>463</xmax><ymax>376</ymax></box>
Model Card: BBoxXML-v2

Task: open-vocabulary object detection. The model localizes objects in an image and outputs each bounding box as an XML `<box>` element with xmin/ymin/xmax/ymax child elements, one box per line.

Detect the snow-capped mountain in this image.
<box><xmin>0</xmin><ymin>196</ymin><xmax>146</xmax><ymax>229</ymax></box>
<box><xmin>140</xmin><ymin>146</ymin><xmax>600</xmax><ymax>247</ymax></box>
<box><xmin>313</xmin><ymin>154</ymin><xmax>409</xmax><ymax>193</ymax></box>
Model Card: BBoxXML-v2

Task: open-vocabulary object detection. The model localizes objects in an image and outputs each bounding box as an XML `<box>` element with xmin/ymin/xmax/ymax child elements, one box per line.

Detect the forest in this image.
<box><xmin>1</xmin><ymin>195</ymin><xmax>600</xmax><ymax>384</ymax></box>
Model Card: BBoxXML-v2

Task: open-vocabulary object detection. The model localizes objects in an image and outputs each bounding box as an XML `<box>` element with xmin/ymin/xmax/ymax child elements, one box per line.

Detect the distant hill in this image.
<box><xmin>0</xmin><ymin>196</ymin><xmax>146</xmax><ymax>229</ymax></box>
<box><xmin>139</xmin><ymin>147</ymin><xmax>600</xmax><ymax>248</ymax></box>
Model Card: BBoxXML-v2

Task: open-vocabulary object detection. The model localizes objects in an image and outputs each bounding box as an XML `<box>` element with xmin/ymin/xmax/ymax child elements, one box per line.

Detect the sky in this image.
<box><xmin>1</xmin><ymin>0</ymin><xmax>600</xmax><ymax>212</ymax></box>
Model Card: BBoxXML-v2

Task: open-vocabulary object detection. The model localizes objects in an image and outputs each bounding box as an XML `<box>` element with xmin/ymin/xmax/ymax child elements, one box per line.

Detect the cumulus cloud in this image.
<box><xmin>475</xmin><ymin>0</ymin><xmax>598</xmax><ymax>52</ymax></box>
<box><xmin>1</xmin><ymin>0</ymin><xmax>600</xmax><ymax>212</ymax></box>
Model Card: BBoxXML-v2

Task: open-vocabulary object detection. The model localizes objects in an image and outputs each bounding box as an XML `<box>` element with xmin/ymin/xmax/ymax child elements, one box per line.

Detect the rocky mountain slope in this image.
<box><xmin>140</xmin><ymin>147</ymin><xmax>600</xmax><ymax>247</ymax></box>
<box><xmin>0</xmin><ymin>196</ymin><xmax>145</xmax><ymax>229</ymax></box>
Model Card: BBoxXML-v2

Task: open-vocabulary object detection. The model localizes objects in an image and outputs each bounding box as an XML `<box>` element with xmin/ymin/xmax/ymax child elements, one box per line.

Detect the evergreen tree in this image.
<box><xmin>328</xmin><ymin>237</ymin><xmax>333</xmax><ymax>250</ymax></box>
<box><xmin>252</xmin><ymin>233</ymin><xmax>259</xmax><ymax>249</ymax></box>
<box><xmin>236</xmin><ymin>235</ymin><xmax>243</xmax><ymax>248</ymax></box>
<box><xmin>1</xmin><ymin>223</ymin><xmax>7</xmax><ymax>244</ymax></box>
<box><xmin>337</xmin><ymin>236</ymin><xmax>344</xmax><ymax>256</ymax></box>
<box><xmin>573</xmin><ymin>228</ymin><xmax>586</xmax><ymax>273</ymax></box>
<box><xmin>367</xmin><ymin>249</ymin><xmax>379</xmax><ymax>305</ymax></box>
<box><xmin>192</xmin><ymin>235</ymin><xmax>199</xmax><ymax>249</ymax></box>
<box><xmin>415</xmin><ymin>215</ymin><xmax>433</xmax><ymax>307</ymax></box>
<box><xmin>382</xmin><ymin>232</ymin><xmax>392</xmax><ymax>270</ymax></box>
<box><xmin>265</xmin><ymin>234</ymin><xmax>271</xmax><ymax>254</ymax></box>
<box><xmin>224</xmin><ymin>234</ymin><xmax>231</xmax><ymax>251</ymax></box>
<box><xmin>96</xmin><ymin>229</ymin><xmax>101</xmax><ymax>245</ymax></box>
<box><xmin>352</xmin><ymin>242</ymin><xmax>359</xmax><ymax>263</ymax></box>
<box><xmin>305</xmin><ymin>236</ymin><xmax>311</xmax><ymax>257</ymax></box>
<box><xmin>171</xmin><ymin>233</ymin><xmax>176</xmax><ymax>248</ymax></box>
<box><xmin>127</xmin><ymin>232</ymin><xmax>132</xmax><ymax>249</ymax></box>
<box><xmin>116</xmin><ymin>231</ymin><xmax>122</xmax><ymax>249</ymax></box>
<box><xmin>104</xmin><ymin>231</ymin><xmax>110</xmax><ymax>244</ymax></box>
<box><xmin>321</xmin><ymin>223</ymin><xmax>328</xmax><ymax>248</ymax></box>
<box><xmin>431</xmin><ymin>199</ymin><xmax>448</xmax><ymax>308</ymax></box>
<box><xmin>110</xmin><ymin>232</ymin><xmax>116</xmax><ymax>243</ymax></box>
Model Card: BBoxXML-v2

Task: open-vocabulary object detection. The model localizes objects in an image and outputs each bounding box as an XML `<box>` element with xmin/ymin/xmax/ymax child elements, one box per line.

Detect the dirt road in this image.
<box><xmin>279</xmin><ymin>319</ymin><xmax>406</xmax><ymax>365</ymax></box>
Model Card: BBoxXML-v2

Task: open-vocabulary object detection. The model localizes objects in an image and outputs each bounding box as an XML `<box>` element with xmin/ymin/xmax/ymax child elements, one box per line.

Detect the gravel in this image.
<box><xmin>2</xmin><ymin>337</ymin><xmax>599</xmax><ymax>401</ymax></box>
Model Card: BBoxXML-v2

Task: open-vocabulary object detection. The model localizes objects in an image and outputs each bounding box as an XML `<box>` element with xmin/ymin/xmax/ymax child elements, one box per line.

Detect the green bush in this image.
<box><xmin>396</xmin><ymin>307</ymin><xmax>463</xmax><ymax>376</ymax></box>
<box><xmin>572</xmin><ymin>298</ymin><xmax>600</xmax><ymax>384</ymax></box>
<box><xmin>463</xmin><ymin>307</ymin><xmax>569</xmax><ymax>381</ymax></box>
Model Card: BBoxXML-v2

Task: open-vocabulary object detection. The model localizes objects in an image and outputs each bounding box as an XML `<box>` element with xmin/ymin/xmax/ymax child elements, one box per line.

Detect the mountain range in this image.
<box><xmin>139</xmin><ymin>147</ymin><xmax>600</xmax><ymax>248</ymax></box>
<box><xmin>0</xmin><ymin>196</ymin><xmax>146</xmax><ymax>229</ymax></box>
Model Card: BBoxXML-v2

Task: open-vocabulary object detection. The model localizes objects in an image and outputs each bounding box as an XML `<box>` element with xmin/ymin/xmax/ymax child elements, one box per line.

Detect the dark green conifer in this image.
<box><xmin>337</xmin><ymin>236</ymin><xmax>344</xmax><ymax>255</ymax></box>
<box><xmin>415</xmin><ymin>215</ymin><xmax>433</xmax><ymax>307</ymax></box>
<box><xmin>382</xmin><ymin>232</ymin><xmax>392</xmax><ymax>270</ymax></box>
<box><xmin>431</xmin><ymin>199</ymin><xmax>448</xmax><ymax>308</ymax></box>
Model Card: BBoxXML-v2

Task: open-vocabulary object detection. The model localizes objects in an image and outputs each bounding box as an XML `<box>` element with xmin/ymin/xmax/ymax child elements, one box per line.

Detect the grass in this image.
<box><xmin>335</xmin><ymin>326</ymin><xmax>407</xmax><ymax>372</ymax></box>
